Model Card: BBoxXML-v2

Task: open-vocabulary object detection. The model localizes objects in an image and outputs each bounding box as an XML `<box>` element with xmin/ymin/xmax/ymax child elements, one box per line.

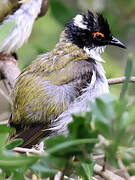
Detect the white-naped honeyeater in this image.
<box><xmin>9</xmin><ymin>11</ymin><xmax>126</xmax><ymax>148</ymax></box>
<box><xmin>0</xmin><ymin>0</ymin><xmax>48</xmax><ymax>58</ymax></box>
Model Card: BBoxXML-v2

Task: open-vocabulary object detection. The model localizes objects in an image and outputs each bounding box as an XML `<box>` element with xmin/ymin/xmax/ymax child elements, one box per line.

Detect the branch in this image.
<box><xmin>108</xmin><ymin>76</ymin><xmax>135</xmax><ymax>85</ymax></box>
<box><xmin>0</xmin><ymin>87</ymin><xmax>12</xmax><ymax>104</ymax></box>
<box><xmin>94</xmin><ymin>164</ymin><xmax>125</xmax><ymax>180</ymax></box>
<box><xmin>0</xmin><ymin>58</ymin><xmax>21</xmax><ymax>92</ymax></box>
<box><xmin>0</xmin><ymin>120</ymin><xmax>8</xmax><ymax>125</ymax></box>
<box><xmin>117</xmin><ymin>154</ymin><xmax>130</xmax><ymax>180</ymax></box>
<box><xmin>13</xmin><ymin>147</ymin><xmax>43</xmax><ymax>155</ymax></box>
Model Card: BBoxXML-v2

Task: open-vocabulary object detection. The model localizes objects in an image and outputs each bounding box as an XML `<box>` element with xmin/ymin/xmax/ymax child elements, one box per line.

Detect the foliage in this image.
<box><xmin>0</xmin><ymin>57</ymin><xmax>134</xmax><ymax>179</ymax></box>
<box><xmin>0</xmin><ymin>125</ymin><xmax>38</xmax><ymax>180</ymax></box>
<box><xmin>0</xmin><ymin>0</ymin><xmax>135</xmax><ymax>179</ymax></box>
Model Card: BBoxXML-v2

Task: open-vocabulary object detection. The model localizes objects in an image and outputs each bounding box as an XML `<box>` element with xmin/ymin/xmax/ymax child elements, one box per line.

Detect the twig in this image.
<box><xmin>93</xmin><ymin>154</ymin><xmax>105</xmax><ymax>160</ymax></box>
<box><xmin>130</xmin><ymin>176</ymin><xmax>135</xmax><ymax>180</ymax></box>
<box><xmin>94</xmin><ymin>164</ymin><xmax>125</xmax><ymax>180</ymax></box>
<box><xmin>117</xmin><ymin>154</ymin><xmax>130</xmax><ymax>180</ymax></box>
<box><xmin>0</xmin><ymin>60</ymin><xmax>21</xmax><ymax>90</ymax></box>
<box><xmin>13</xmin><ymin>147</ymin><xmax>43</xmax><ymax>155</ymax></box>
<box><xmin>108</xmin><ymin>76</ymin><xmax>135</xmax><ymax>85</ymax></box>
<box><xmin>95</xmin><ymin>134</ymin><xmax>110</xmax><ymax>148</ymax></box>
<box><xmin>0</xmin><ymin>112</ymin><xmax>10</xmax><ymax>121</ymax></box>
<box><xmin>92</xmin><ymin>177</ymin><xmax>98</xmax><ymax>180</ymax></box>
<box><xmin>54</xmin><ymin>172</ymin><xmax>62</xmax><ymax>180</ymax></box>
<box><xmin>0</xmin><ymin>120</ymin><xmax>8</xmax><ymax>125</ymax></box>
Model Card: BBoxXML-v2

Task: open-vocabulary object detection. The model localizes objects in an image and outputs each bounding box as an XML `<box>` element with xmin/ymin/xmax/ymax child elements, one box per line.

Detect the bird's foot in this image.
<box><xmin>32</xmin><ymin>141</ymin><xmax>44</xmax><ymax>153</ymax></box>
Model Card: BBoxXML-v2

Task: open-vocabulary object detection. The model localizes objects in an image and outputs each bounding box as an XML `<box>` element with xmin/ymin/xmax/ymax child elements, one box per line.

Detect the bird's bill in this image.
<box><xmin>109</xmin><ymin>36</ymin><xmax>126</xmax><ymax>49</ymax></box>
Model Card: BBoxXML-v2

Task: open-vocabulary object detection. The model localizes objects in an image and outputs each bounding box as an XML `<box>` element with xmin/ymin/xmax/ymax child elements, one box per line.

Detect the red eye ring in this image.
<box><xmin>92</xmin><ymin>32</ymin><xmax>104</xmax><ymax>38</ymax></box>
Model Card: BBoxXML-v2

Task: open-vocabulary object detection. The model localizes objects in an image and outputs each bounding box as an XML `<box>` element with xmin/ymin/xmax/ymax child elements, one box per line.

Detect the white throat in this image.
<box><xmin>83</xmin><ymin>46</ymin><xmax>106</xmax><ymax>62</ymax></box>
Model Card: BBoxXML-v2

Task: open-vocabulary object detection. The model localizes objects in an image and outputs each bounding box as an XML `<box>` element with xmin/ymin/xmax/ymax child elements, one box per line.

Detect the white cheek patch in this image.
<box><xmin>73</xmin><ymin>14</ymin><xmax>87</xmax><ymax>29</ymax></box>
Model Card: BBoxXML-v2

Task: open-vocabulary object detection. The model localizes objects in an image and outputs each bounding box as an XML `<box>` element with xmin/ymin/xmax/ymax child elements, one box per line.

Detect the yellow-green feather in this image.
<box><xmin>11</xmin><ymin>31</ymin><xmax>89</xmax><ymax>126</ymax></box>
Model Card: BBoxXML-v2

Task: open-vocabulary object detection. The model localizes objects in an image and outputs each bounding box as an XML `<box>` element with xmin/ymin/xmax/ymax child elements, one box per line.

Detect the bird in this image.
<box><xmin>9</xmin><ymin>11</ymin><xmax>126</xmax><ymax>148</ymax></box>
<box><xmin>0</xmin><ymin>0</ymin><xmax>48</xmax><ymax>60</ymax></box>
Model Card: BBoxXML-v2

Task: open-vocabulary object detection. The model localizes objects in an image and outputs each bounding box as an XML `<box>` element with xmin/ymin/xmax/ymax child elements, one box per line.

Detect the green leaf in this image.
<box><xmin>6</xmin><ymin>138</ymin><xmax>24</xmax><ymax>150</ymax></box>
<box><xmin>46</xmin><ymin>138</ymin><xmax>98</xmax><ymax>155</ymax></box>
<box><xmin>31</xmin><ymin>155</ymin><xmax>67</xmax><ymax>178</ymax></box>
<box><xmin>12</xmin><ymin>171</ymin><xmax>25</xmax><ymax>180</ymax></box>
<box><xmin>45</xmin><ymin>136</ymin><xmax>82</xmax><ymax>157</ymax></box>
<box><xmin>0</xmin><ymin>21</ymin><xmax>16</xmax><ymax>44</ymax></box>
<box><xmin>94</xmin><ymin>120</ymin><xmax>111</xmax><ymax>138</ymax></box>
<box><xmin>0</xmin><ymin>133</ymin><xmax>8</xmax><ymax>151</ymax></box>
<box><xmin>120</xmin><ymin>57</ymin><xmax>132</xmax><ymax>100</ymax></box>
<box><xmin>0</xmin><ymin>152</ymin><xmax>38</xmax><ymax>170</ymax></box>
<box><xmin>90</xmin><ymin>97</ymin><xmax>114</xmax><ymax>127</ymax></box>
<box><xmin>31</xmin><ymin>161</ymin><xmax>58</xmax><ymax>178</ymax></box>
<box><xmin>45</xmin><ymin>135</ymin><xmax>67</xmax><ymax>150</ymax></box>
<box><xmin>40</xmin><ymin>155</ymin><xmax>67</xmax><ymax>171</ymax></box>
<box><xmin>106</xmin><ymin>143</ymin><xmax>118</xmax><ymax>167</ymax></box>
<box><xmin>90</xmin><ymin>100</ymin><xmax>105</xmax><ymax>123</ymax></box>
<box><xmin>68</xmin><ymin>114</ymin><xmax>97</xmax><ymax>140</ymax></box>
<box><xmin>81</xmin><ymin>162</ymin><xmax>94</xmax><ymax>180</ymax></box>
<box><xmin>74</xmin><ymin>162</ymin><xmax>95</xmax><ymax>180</ymax></box>
<box><xmin>0</xmin><ymin>124</ymin><xmax>11</xmax><ymax>133</ymax></box>
<box><xmin>99</xmin><ymin>93</ymin><xmax>117</xmax><ymax>103</ymax></box>
<box><xmin>0</xmin><ymin>125</ymin><xmax>11</xmax><ymax>150</ymax></box>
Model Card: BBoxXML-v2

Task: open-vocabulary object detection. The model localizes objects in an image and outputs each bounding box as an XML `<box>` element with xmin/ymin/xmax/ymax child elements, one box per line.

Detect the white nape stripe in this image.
<box><xmin>73</xmin><ymin>14</ymin><xmax>87</xmax><ymax>29</ymax></box>
<box><xmin>0</xmin><ymin>0</ymin><xmax>42</xmax><ymax>54</ymax></box>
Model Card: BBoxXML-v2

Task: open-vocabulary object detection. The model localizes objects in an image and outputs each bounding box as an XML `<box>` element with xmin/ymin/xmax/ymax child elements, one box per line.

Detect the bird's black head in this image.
<box><xmin>65</xmin><ymin>11</ymin><xmax>126</xmax><ymax>50</ymax></box>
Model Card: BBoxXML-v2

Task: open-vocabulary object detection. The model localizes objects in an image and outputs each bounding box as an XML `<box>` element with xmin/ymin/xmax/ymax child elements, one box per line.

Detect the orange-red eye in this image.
<box><xmin>92</xmin><ymin>32</ymin><xmax>104</xmax><ymax>38</ymax></box>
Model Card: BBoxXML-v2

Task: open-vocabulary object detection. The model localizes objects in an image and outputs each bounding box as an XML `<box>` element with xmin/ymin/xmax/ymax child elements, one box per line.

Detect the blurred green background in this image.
<box><xmin>1</xmin><ymin>0</ymin><xmax>135</xmax><ymax>121</ymax></box>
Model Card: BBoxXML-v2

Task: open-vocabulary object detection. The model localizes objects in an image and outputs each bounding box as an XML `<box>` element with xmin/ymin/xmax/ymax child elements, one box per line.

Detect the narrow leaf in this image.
<box><xmin>47</xmin><ymin>138</ymin><xmax>98</xmax><ymax>154</ymax></box>
<box><xmin>6</xmin><ymin>138</ymin><xmax>24</xmax><ymax>150</ymax></box>
<box><xmin>120</xmin><ymin>57</ymin><xmax>132</xmax><ymax>100</ymax></box>
<box><xmin>81</xmin><ymin>162</ymin><xmax>94</xmax><ymax>179</ymax></box>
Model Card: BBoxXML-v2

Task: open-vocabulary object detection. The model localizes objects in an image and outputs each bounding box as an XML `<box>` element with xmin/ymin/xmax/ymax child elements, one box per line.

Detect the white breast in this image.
<box><xmin>47</xmin><ymin>61</ymin><xmax>109</xmax><ymax>136</ymax></box>
<box><xmin>0</xmin><ymin>0</ymin><xmax>42</xmax><ymax>54</ymax></box>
